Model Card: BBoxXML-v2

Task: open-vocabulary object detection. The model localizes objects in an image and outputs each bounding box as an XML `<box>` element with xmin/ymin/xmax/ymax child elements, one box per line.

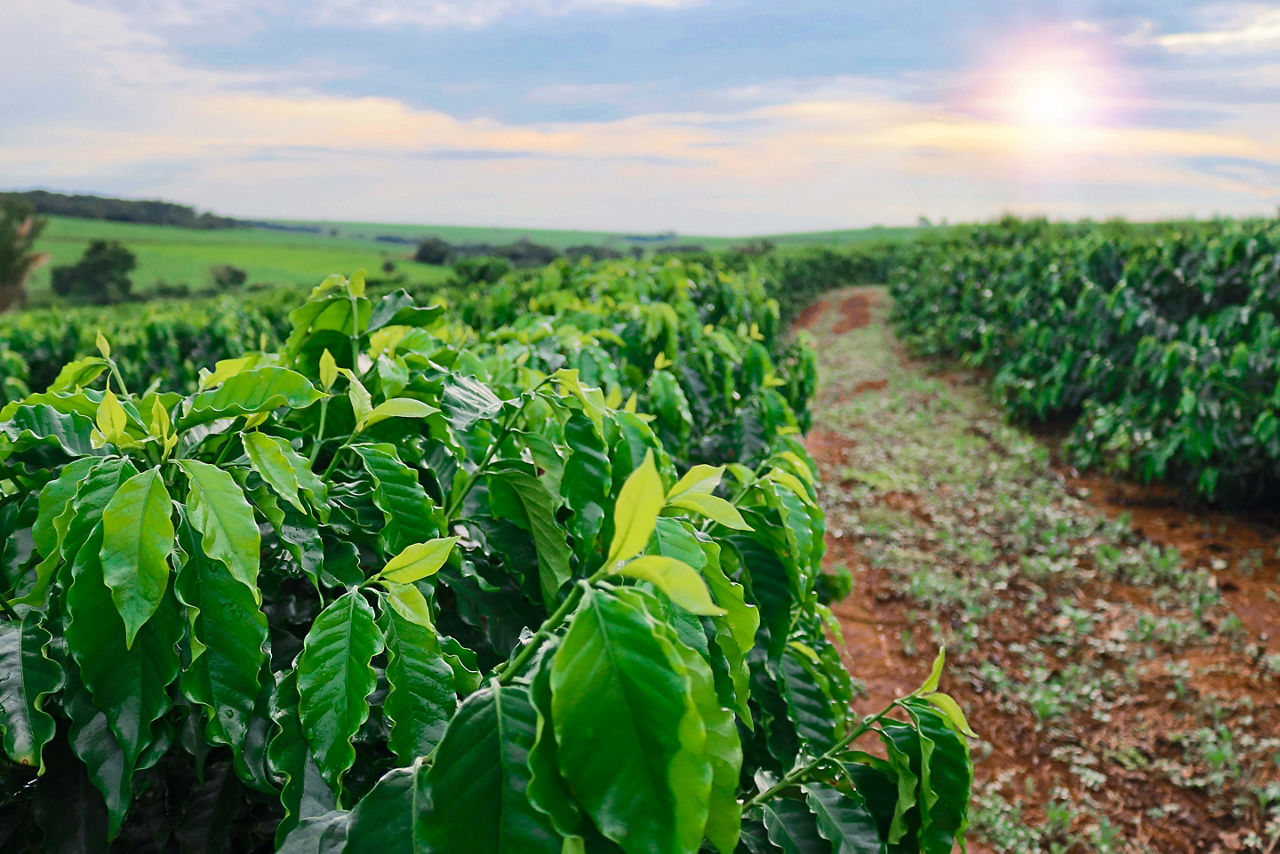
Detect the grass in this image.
<box><xmin>27</xmin><ymin>216</ymin><xmax>451</xmax><ymax>302</ymax></box>
<box><xmin>26</xmin><ymin>215</ymin><xmax>929</xmax><ymax>304</ymax></box>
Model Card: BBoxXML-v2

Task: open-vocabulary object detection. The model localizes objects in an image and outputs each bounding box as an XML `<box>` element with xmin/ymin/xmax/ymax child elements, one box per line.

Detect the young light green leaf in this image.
<box><xmin>922</xmin><ymin>692</ymin><xmax>977</xmax><ymax>739</ymax></box>
<box><xmin>605</xmin><ymin>449</ymin><xmax>664</xmax><ymax>568</ymax></box>
<box><xmin>100</xmin><ymin>466</ymin><xmax>175</xmax><ymax>647</ymax></box>
<box><xmin>668</xmin><ymin>492</ymin><xmax>753</xmax><ymax>531</ymax></box>
<box><xmin>345</xmin><ymin>370</ymin><xmax>373</xmax><ymax>429</ymax></box>
<box><xmin>362</xmin><ymin>397</ymin><xmax>440</xmax><ymax>429</ymax></box>
<box><xmin>620</xmin><ymin>555</ymin><xmax>726</xmax><ymax>616</ymax></box>
<box><xmin>49</xmin><ymin>356</ymin><xmax>108</xmax><ymax>394</ymax></box>
<box><xmin>379</xmin><ymin>536</ymin><xmax>459</xmax><ymax>584</ymax></box>
<box><xmin>380</xmin><ymin>580</ymin><xmax>435</xmax><ymax>628</ymax></box>
<box><xmin>95</xmin><ymin>387</ymin><xmax>128</xmax><ymax>444</ymax></box>
<box><xmin>667</xmin><ymin>464</ymin><xmax>724</xmax><ymax>499</ymax></box>
<box><xmin>95</xmin><ymin>332</ymin><xmax>111</xmax><ymax>359</ymax></box>
<box><xmin>318</xmin><ymin>349</ymin><xmax>338</xmax><ymax>391</ymax></box>
<box><xmin>918</xmin><ymin>646</ymin><xmax>945</xmax><ymax>696</ymax></box>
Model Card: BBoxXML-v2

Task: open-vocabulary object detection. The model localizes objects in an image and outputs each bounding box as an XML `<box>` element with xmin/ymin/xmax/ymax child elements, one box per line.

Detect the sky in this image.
<box><xmin>3</xmin><ymin>0</ymin><xmax>1279</xmax><ymax>234</ymax></box>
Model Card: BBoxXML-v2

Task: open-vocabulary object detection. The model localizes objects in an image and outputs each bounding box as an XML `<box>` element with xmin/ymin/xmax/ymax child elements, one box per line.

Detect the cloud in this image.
<box><xmin>87</xmin><ymin>0</ymin><xmax>698</xmax><ymax>32</ymax></box>
<box><xmin>1146</xmin><ymin>4</ymin><xmax>1280</xmax><ymax>55</ymax></box>
<box><xmin>6</xmin><ymin>0</ymin><xmax>1280</xmax><ymax>233</ymax></box>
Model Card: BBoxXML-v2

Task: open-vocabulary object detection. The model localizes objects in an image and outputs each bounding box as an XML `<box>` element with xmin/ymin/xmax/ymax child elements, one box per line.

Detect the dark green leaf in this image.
<box><xmin>296</xmin><ymin>590</ymin><xmax>383</xmax><ymax>794</ymax></box>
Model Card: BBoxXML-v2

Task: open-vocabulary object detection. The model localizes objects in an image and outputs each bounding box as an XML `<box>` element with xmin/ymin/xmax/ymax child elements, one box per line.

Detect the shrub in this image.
<box><xmin>50</xmin><ymin>240</ymin><xmax>136</xmax><ymax>305</ymax></box>
<box><xmin>211</xmin><ymin>264</ymin><xmax>248</xmax><ymax>289</ymax></box>
<box><xmin>414</xmin><ymin>236</ymin><xmax>454</xmax><ymax>265</ymax></box>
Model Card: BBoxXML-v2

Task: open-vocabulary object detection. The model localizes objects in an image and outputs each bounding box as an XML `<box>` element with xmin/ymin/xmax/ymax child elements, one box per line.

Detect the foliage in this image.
<box><xmin>890</xmin><ymin>216</ymin><xmax>1280</xmax><ymax>503</ymax></box>
<box><xmin>0</xmin><ymin>200</ymin><xmax>48</xmax><ymax>314</ymax></box>
<box><xmin>211</xmin><ymin>264</ymin><xmax>248</xmax><ymax>289</ymax></box>
<box><xmin>451</xmin><ymin>254</ymin><xmax>514</xmax><ymax>285</ymax></box>
<box><xmin>0</xmin><ymin>262</ymin><xmax>972</xmax><ymax>851</ymax></box>
<box><xmin>1</xmin><ymin>190</ymin><xmax>238</xmax><ymax>229</ymax></box>
<box><xmin>414</xmin><ymin>237</ymin><xmax>453</xmax><ymax>266</ymax></box>
<box><xmin>50</xmin><ymin>240</ymin><xmax>138</xmax><ymax>305</ymax></box>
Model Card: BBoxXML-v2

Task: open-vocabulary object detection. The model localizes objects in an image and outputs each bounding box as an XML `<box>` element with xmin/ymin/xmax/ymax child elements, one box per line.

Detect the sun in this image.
<box><xmin>1011</xmin><ymin>68</ymin><xmax>1092</xmax><ymax>130</ymax></box>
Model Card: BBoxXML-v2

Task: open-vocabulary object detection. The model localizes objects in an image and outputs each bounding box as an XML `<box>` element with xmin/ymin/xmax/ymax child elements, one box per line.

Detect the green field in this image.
<box><xmin>270</xmin><ymin>218</ymin><xmax>930</xmax><ymax>250</ymax></box>
<box><xmin>26</xmin><ymin>214</ymin><xmax>929</xmax><ymax>305</ymax></box>
<box><xmin>27</xmin><ymin>216</ymin><xmax>452</xmax><ymax>302</ymax></box>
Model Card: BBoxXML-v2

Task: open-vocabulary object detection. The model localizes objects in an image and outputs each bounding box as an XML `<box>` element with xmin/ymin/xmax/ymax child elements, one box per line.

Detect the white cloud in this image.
<box><xmin>1146</xmin><ymin>4</ymin><xmax>1280</xmax><ymax>55</ymax></box>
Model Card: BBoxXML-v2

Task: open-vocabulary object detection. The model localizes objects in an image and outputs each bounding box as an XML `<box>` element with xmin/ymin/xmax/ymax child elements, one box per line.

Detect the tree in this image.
<box><xmin>0</xmin><ymin>199</ymin><xmax>49</xmax><ymax>313</ymax></box>
<box><xmin>51</xmin><ymin>240</ymin><xmax>136</xmax><ymax>304</ymax></box>
<box><xmin>211</xmin><ymin>264</ymin><xmax>247</xmax><ymax>289</ymax></box>
<box><xmin>414</xmin><ymin>236</ymin><xmax>454</xmax><ymax>265</ymax></box>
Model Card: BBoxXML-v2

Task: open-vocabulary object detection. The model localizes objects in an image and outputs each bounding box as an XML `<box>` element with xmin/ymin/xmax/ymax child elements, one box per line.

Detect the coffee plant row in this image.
<box><xmin>891</xmin><ymin>216</ymin><xmax>1280</xmax><ymax>503</ymax></box>
<box><xmin>0</xmin><ymin>261</ymin><xmax>972</xmax><ymax>851</ymax></box>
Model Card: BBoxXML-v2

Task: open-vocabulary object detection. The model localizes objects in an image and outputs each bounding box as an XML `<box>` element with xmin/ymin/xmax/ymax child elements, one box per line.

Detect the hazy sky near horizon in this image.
<box><xmin>4</xmin><ymin>0</ymin><xmax>1279</xmax><ymax>234</ymax></box>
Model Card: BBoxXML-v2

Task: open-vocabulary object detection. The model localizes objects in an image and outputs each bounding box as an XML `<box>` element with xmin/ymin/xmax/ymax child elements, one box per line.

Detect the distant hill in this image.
<box><xmin>2</xmin><ymin>190</ymin><xmax>239</xmax><ymax>230</ymax></box>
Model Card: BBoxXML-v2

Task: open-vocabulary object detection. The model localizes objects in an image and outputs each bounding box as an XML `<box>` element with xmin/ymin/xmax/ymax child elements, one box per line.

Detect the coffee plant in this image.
<box><xmin>0</xmin><ymin>263</ymin><xmax>972</xmax><ymax>851</ymax></box>
<box><xmin>891</xmin><ymin>216</ymin><xmax>1280</xmax><ymax>503</ymax></box>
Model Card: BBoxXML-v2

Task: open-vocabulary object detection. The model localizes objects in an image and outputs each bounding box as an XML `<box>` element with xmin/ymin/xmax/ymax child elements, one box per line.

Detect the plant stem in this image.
<box><xmin>444</xmin><ymin>405</ymin><xmax>519</xmax><ymax>521</ymax></box>
<box><xmin>494</xmin><ymin>565</ymin><xmax>614</xmax><ymax>685</ymax></box>
<box><xmin>743</xmin><ymin>699</ymin><xmax>903</xmax><ymax>809</ymax></box>
<box><xmin>308</xmin><ymin>397</ymin><xmax>330</xmax><ymax>465</ymax></box>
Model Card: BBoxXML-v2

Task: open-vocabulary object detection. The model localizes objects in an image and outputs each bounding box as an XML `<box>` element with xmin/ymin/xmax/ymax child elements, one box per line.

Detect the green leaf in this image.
<box><xmin>268</xmin><ymin>671</ymin><xmax>338</xmax><ymax>847</ymax></box>
<box><xmin>343</xmin><ymin>761</ymin><xmax>427</xmax><ymax>850</ymax></box>
<box><xmin>551</xmin><ymin>588</ymin><xmax>708</xmax><ymax>854</ymax></box>
<box><xmin>667</xmin><ymin>464</ymin><xmax>724</xmax><ymax>499</ymax></box>
<box><xmin>319</xmin><ymin>349</ymin><xmax>338</xmax><ymax>391</ymax></box>
<box><xmin>668</xmin><ymin>492</ymin><xmax>752</xmax><ymax>531</ymax></box>
<box><xmin>659</xmin><ymin>616</ymin><xmax>742</xmax><ymax>854</ymax></box>
<box><xmin>180</xmin><ymin>367</ymin><xmax>323</xmax><ymax>429</ymax></box>
<box><xmin>1</xmin><ymin>403</ymin><xmax>98</xmax><ymax>457</ymax></box>
<box><xmin>781</xmin><ymin>644</ymin><xmax>838</xmax><ymax>753</ymax></box>
<box><xmin>758</xmin><ymin>799</ymin><xmax>826</xmax><ymax>854</ymax></box>
<box><xmin>487</xmin><ymin>464</ymin><xmax>573</xmax><ymax>607</ymax></box>
<box><xmin>60</xmin><ymin>667</ymin><xmax>133</xmax><ymax>840</ymax></box>
<box><xmin>175</xmin><ymin>761</ymin><xmax>243</xmax><ymax>854</ymax></box>
<box><xmin>620</xmin><ymin>554</ymin><xmax>725</xmax><ymax>616</ymax></box>
<box><xmin>605</xmin><ymin>449</ymin><xmax>664</xmax><ymax>567</ymax></box>
<box><xmin>0</xmin><ymin>613</ymin><xmax>63</xmax><ymax>770</ymax></box>
<box><xmin>48</xmin><ymin>356</ymin><xmax>109</xmax><ymax>394</ymax></box>
<box><xmin>174</xmin><ymin>521</ymin><xmax>267</xmax><ymax>777</ymax></box>
<box><xmin>415</xmin><ymin>683</ymin><xmax>562</xmax><ymax>853</ymax></box>
<box><xmin>178</xmin><ymin>459</ymin><xmax>261</xmax><ymax>597</ymax></box>
<box><xmin>918</xmin><ymin>646</ymin><xmax>945</xmax><ymax>695</ymax></box>
<box><xmin>243</xmin><ymin>431</ymin><xmax>306</xmax><ymax>512</ymax></box>
<box><xmin>922</xmin><ymin>692</ymin><xmax>977</xmax><ymax>739</ymax></box>
<box><xmin>368</xmin><ymin>289</ymin><xmax>445</xmax><ymax>332</ymax></box>
<box><xmin>561</xmin><ymin>411</ymin><xmax>611</xmax><ymax>565</ymax></box>
<box><xmin>805</xmin><ymin>783</ymin><xmax>885</xmax><ymax>854</ymax></box>
<box><xmin>66</xmin><ymin>526</ymin><xmax>182</xmax><ymax>772</ymax></box>
<box><xmin>100</xmin><ymin>466</ymin><xmax>175</xmax><ymax>647</ymax></box>
<box><xmin>526</xmin><ymin>647</ymin><xmax>582</xmax><ymax>837</ymax></box>
<box><xmin>378</xmin><ymin>601</ymin><xmax>456</xmax><ymax>764</ymax></box>
<box><xmin>902</xmin><ymin>700</ymin><xmax>972</xmax><ymax>854</ymax></box>
<box><xmin>296</xmin><ymin>589</ymin><xmax>384</xmax><ymax>794</ymax></box>
<box><xmin>363</xmin><ymin>397</ymin><xmax>440</xmax><ymax>429</ymax></box>
<box><xmin>20</xmin><ymin>456</ymin><xmax>97</xmax><ymax>605</ymax></box>
<box><xmin>353</xmin><ymin>443</ymin><xmax>437</xmax><ymax>555</ymax></box>
<box><xmin>441</xmin><ymin>375</ymin><xmax>504</xmax><ymax>433</ymax></box>
<box><xmin>379</xmin><ymin>536</ymin><xmax>459</xmax><ymax>584</ymax></box>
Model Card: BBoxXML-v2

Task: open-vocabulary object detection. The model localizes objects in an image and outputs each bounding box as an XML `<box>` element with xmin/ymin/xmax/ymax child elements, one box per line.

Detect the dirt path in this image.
<box><xmin>802</xmin><ymin>287</ymin><xmax>1280</xmax><ymax>853</ymax></box>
